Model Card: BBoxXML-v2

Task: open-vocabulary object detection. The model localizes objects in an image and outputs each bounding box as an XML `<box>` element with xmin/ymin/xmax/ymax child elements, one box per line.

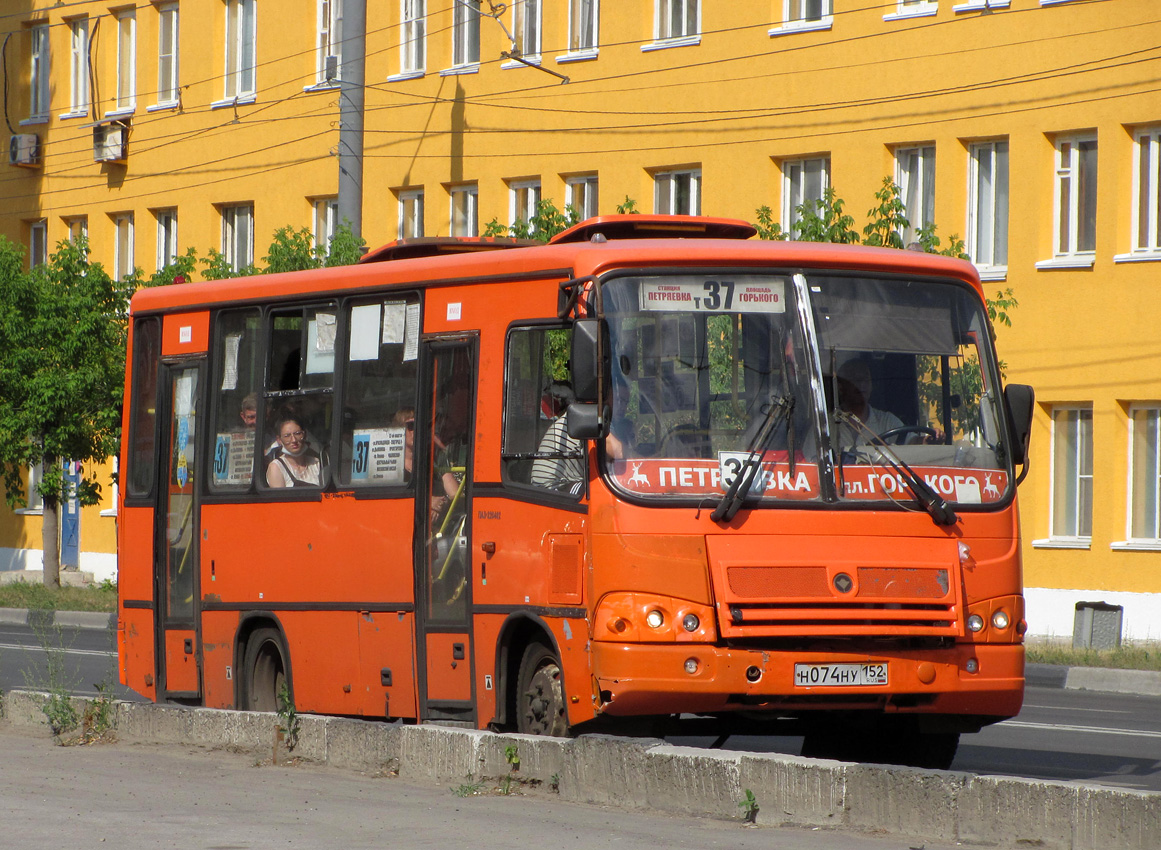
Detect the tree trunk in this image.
<box><xmin>41</xmin><ymin>496</ymin><xmax>60</xmax><ymax>589</ymax></box>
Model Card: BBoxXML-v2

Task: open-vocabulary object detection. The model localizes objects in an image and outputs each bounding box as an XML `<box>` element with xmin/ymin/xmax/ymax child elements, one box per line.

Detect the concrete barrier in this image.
<box><xmin>3</xmin><ymin>689</ymin><xmax>1158</xmax><ymax>850</ymax></box>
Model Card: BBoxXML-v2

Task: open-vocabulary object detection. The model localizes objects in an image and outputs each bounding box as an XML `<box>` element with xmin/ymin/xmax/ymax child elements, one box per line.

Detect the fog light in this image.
<box><xmin>992</xmin><ymin>610</ymin><xmax>1010</xmax><ymax>630</ymax></box>
<box><xmin>965</xmin><ymin>658</ymin><xmax>979</xmax><ymax>673</ymax></box>
<box><xmin>682</xmin><ymin>613</ymin><xmax>700</xmax><ymax>632</ymax></box>
<box><xmin>967</xmin><ymin>613</ymin><xmax>985</xmax><ymax>633</ymax></box>
<box><xmin>609</xmin><ymin>618</ymin><xmax>627</xmax><ymax>634</ymax></box>
<box><xmin>684</xmin><ymin>657</ymin><xmax>699</xmax><ymax>675</ymax></box>
<box><xmin>646</xmin><ymin>609</ymin><xmax>664</xmax><ymax>629</ymax></box>
<box><xmin>745</xmin><ymin>665</ymin><xmax>762</xmax><ymax>682</ymax></box>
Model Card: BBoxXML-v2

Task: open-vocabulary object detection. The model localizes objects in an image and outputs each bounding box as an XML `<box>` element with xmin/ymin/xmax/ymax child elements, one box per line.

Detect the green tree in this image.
<box><xmin>484</xmin><ymin>199</ymin><xmax>580</xmax><ymax>243</ymax></box>
<box><xmin>862</xmin><ymin>177</ymin><xmax>909</xmax><ymax>249</ymax></box>
<box><xmin>0</xmin><ymin>236</ymin><xmax>132</xmax><ymax>588</ymax></box>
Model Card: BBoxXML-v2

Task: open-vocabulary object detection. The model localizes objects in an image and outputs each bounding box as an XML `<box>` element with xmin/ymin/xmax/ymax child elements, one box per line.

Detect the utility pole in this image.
<box><xmin>338</xmin><ymin>0</ymin><xmax>366</xmax><ymax>240</ymax></box>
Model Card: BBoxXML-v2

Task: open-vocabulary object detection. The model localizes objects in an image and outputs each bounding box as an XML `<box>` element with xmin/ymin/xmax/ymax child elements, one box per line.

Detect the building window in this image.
<box><xmin>313</xmin><ymin>198</ymin><xmax>339</xmax><ymax>251</ymax></box>
<box><xmin>225</xmin><ymin>0</ymin><xmax>257</xmax><ymax>99</ymax></box>
<box><xmin>450</xmin><ymin>185</ymin><xmax>478</xmax><ymax>237</ymax></box>
<box><xmin>453</xmin><ymin>0</ymin><xmax>481</xmax><ymax>67</ymax></box>
<box><xmin>896</xmin><ymin>145</ymin><xmax>935</xmax><ymax>247</ymax></box>
<box><xmin>566</xmin><ymin>175</ymin><xmax>599</xmax><ymax>220</ymax></box>
<box><xmin>29</xmin><ymin>24</ymin><xmax>50</xmax><ymax>120</ymax></box>
<box><xmin>222</xmin><ymin>204</ymin><xmax>254</xmax><ymax>271</ymax></box>
<box><xmin>65</xmin><ymin>217</ymin><xmax>88</xmax><ymax>244</ymax></box>
<box><xmin>156</xmin><ymin>209</ymin><xmax>178</xmax><ymax>269</ymax></box>
<box><xmin>656</xmin><ymin>0</ymin><xmax>699</xmax><ymax>41</ymax></box>
<box><xmin>1130</xmin><ymin>407</ymin><xmax>1161</xmax><ymax>542</ymax></box>
<box><xmin>398</xmin><ymin>189</ymin><xmax>425</xmax><ymax>238</ymax></box>
<box><xmin>316</xmin><ymin>0</ymin><xmax>343</xmax><ymax>85</ymax></box>
<box><xmin>157</xmin><ymin>4</ymin><xmax>180</xmax><ymax>105</ymax></box>
<box><xmin>115</xmin><ymin>10</ymin><xmax>136</xmax><ymax>112</ymax></box>
<box><xmin>654</xmin><ymin>169</ymin><xmax>701</xmax><ymax>215</ymax></box>
<box><xmin>777</xmin><ymin>0</ymin><xmax>832</xmax><ymax>31</ymax></box>
<box><xmin>781</xmin><ymin>157</ymin><xmax>829</xmax><ymax>239</ymax></box>
<box><xmin>1053</xmin><ymin>135</ymin><xmax>1097</xmax><ymax>258</ymax></box>
<box><xmin>888</xmin><ymin>0</ymin><xmax>938</xmax><ymax>19</ymax></box>
<box><xmin>568</xmin><ymin>0</ymin><xmax>598</xmax><ymax>54</ymax></box>
<box><xmin>400</xmin><ymin>0</ymin><xmax>426</xmax><ymax>75</ymax></box>
<box><xmin>29</xmin><ymin>220</ymin><xmax>48</xmax><ymax>268</ymax></box>
<box><xmin>513</xmin><ymin>0</ymin><xmax>541</xmax><ymax>60</ymax></box>
<box><xmin>113</xmin><ymin>214</ymin><xmax>135</xmax><ymax>280</ymax></box>
<box><xmin>1132</xmin><ymin>127</ymin><xmax>1161</xmax><ymax>257</ymax></box>
<box><xmin>967</xmin><ymin>140</ymin><xmax>1009</xmax><ymax>272</ymax></box>
<box><xmin>18</xmin><ymin>464</ymin><xmax>45</xmax><ymax>513</ymax></box>
<box><xmin>1051</xmin><ymin>406</ymin><xmax>1093</xmax><ymax>540</ymax></box>
<box><xmin>67</xmin><ymin>19</ymin><xmax>90</xmax><ymax>116</ymax></box>
<box><xmin>510</xmin><ymin>180</ymin><xmax>541</xmax><ymax>229</ymax></box>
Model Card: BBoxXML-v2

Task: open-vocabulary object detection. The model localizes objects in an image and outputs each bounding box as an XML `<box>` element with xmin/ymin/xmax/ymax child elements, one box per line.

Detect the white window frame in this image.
<box><xmin>64</xmin><ymin>19</ymin><xmax>90</xmax><ymax>117</ymax></box>
<box><xmin>398</xmin><ymin>188</ymin><xmax>425</xmax><ymax>238</ymax></box>
<box><xmin>313</xmin><ymin>197</ymin><xmax>339</xmax><ymax>252</ymax></box>
<box><xmin>510</xmin><ymin>0</ymin><xmax>542</xmax><ymax>62</ymax></box>
<box><xmin>28</xmin><ymin>24</ymin><xmax>50</xmax><ymax>121</ymax></box>
<box><xmin>156</xmin><ymin>209</ymin><xmax>178</xmax><ymax>269</ymax></box>
<box><xmin>953</xmin><ymin>0</ymin><xmax>1009</xmax><ymax>12</ymax></box>
<box><xmin>66</xmin><ymin>216</ymin><xmax>88</xmax><ymax>244</ymax></box>
<box><xmin>222</xmin><ymin>204</ymin><xmax>254</xmax><ymax>271</ymax></box>
<box><xmin>112</xmin><ymin>9</ymin><xmax>136</xmax><ymax>114</ymax></box>
<box><xmin>222</xmin><ymin>0</ymin><xmax>257</xmax><ymax>103</ymax></box>
<box><xmin>509</xmin><ymin>179</ymin><xmax>541</xmax><ymax>227</ymax></box>
<box><xmin>114</xmin><ymin>213</ymin><xmax>135</xmax><ymax>280</ymax></box>
<box><xmin>565</xmin><ymin>175</ymin><xmax>599</xmax><ymax>220</ymax></box>
<box><xmin>449</xmin><ymin>184</ymin><xmax>478</xmax><ymax>237</ymax></box>
<box><xmin>1047</xmin><ymin>406</ymin><xmax>1093</xmax><ymax>544</ymax></box>
<box><xmin>396</xmin><ymin>0</ymin><xmax>426</xmax><ymax>78</ymax></box>
<box><xmin>781</xmin><ymin>156</ymin><xmax>829</xmax><ymax>239</ymax></box>
<box><xmin>1048</xmin><ymin>134</ymin><xmax>1098</xmax><ymax>263</ymax></box>
<box><xmin>1126</xmin><ymin>406</ymin><xmax>1161</xmax><ymax>545</ymax></box>
<box><xmin>771</xmin><ymin>1</ymin><xmax>833</xmax><ymax>36</ymax></box>
<box><xmin>155</xmin><ymin>4</ymin><xmax>180</xmax><ymax>108</ymax></box>
<box><xmin>645</xmin><ymin>0</ymin><xmax>700</xmax><ymax>51</ymax></box>
<box><xmin>886</xmin><ymin>0</ymin><xmax>938</xmax><ymax>21</ymax></box>
<box><xmin>29</xmin><ymin>220</ymin><xmax>48</xmax><ymax>267</ymax></box>
<box><xmin>967</xmin><ymin>140</ymin><xmax>1009</xmax><ymax>279</ymax></box>
<box><xmin>1126</xmin><ymin>127</ymin><xmax>1161</xmax><ymax>260</ymax></box>
<box><xmin>449</xmin><ymin>0</ymin><xmax>481</xmax><ymax>71</ymax></box>
<box><xmin>654</xmin><ymin>169</ymin><xmax>701</xmax><ymax>215</ymax></box>
<box><xmin>315</xmin><ymin>0</ymin><xmax>342</xmax><ymax>86</ymax></box>
<box><xmin>15</xmin><ymin>463</ymin><xmax>45</xmax><ymax>514</ymax></box>
<box><xmin>895</xmin><ymin>145</ymin><xmax>935</xmax><ymax>247</ymax></box>
<box><xmin>563</xmin><ymin>0</ymin><xmax>598</xmax><ymax>59</ymax></box>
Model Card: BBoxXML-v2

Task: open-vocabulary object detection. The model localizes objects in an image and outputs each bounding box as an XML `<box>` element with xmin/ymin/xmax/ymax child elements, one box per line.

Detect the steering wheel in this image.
<box><xmin>876</xmin><ymin>425</ymin><xmax>938</xmax><ymax>445</ymax></box>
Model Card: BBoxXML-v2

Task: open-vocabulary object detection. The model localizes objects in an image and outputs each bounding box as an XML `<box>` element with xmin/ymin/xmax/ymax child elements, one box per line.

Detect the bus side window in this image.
<box><xmin>337</xmin><ymin>296</ymin><xmax>419</xmax><ymax>488</ymax></box>
<box><xmin>209</xmin><ymin>309</ymin><xmax>261</xmax><ymax>492</ymax></box>
<box><xmin>126</xmin><ymin>317</ymin><xmax>162</xmax><ymax>497</ymax></box>
<box><xmin>502</xmin><ymin>326</ymin><xmax>584</xmax><ymax>495</ymax></box>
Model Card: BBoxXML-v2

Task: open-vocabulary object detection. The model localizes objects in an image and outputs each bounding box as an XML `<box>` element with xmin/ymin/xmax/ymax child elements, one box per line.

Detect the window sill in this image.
<box><xmin>769</xmin><ymin>18</ymin><xmax>833</xmax><ymax>37</ymax></box>
<box><xmin>20</xmin><ymin>116</ymin><xmax>49</xmax><ymax>127</ymax></box>
<box><xmin>1110</xmin><ymin>541</ymin><xmax>1161</xmax><ymax>552</ymax></box>
<box><xmin>1031</xmin><ymin>537</ymin><xmax>1091</xmax><ymax>550</ymax></box>
<box><xmin>1035</xmin><ymin>255</ymin><xmax>1095</xmax><ymax>270</ymax></box>
<box><xmin>440</xmin><ymin>64</ymin><xmax>480</xmax><ymax>77</ymax></box>
<box><xmin>14</xmin><ymin>508</ymin><xmax>44</xmax><ymax>516</ymax></box>
<box><xmin>103</xmin><ymin>108</ymin><xmax>135</xmax><ymax>120</ymax></box>
<box><xmin>954</xmin><ymin>0</ymin><xmax>1009</xmax><ymax>11</ymax></box>
<box><xmin>99</xmin><ymin>508</ymin><xmax>118</xmax><ymax>518</ymax></box>
<box><xmin>976</xmin><ymin>265</ymin><xmax>1008</xmax><ymax>282</ymax></box>
<box><xmin>147</xmin><ymin>102</ymin><xmax>180</xmax><ymax>113</ymax></box>
<box><xmin>556</xmin><ymin>49</ymin><xmax>598</xmax><ymax>64</ymax></box>
<box><xmin>502</xmin><ymin>55</ymin><xmax>543</xmax><ymax>70</ymax></box>
<box><xmin>1113</xmin><ymin>251</ymin><xmax>1161</xmax><ymax>264</ymax></box>
<box><xmin>1041</xmin><ymin>0</ymin><xmax>1080</xmax><ymax>5</ymax></box>
<box><xmin>884</xmin><ymin>6</ymin><xmax>938</xmax><ymax>22</ymax></box>
<box><xmin>58</xmin><ymin>110</ymin><xmax>88</xmax><ymax>120</ymax></box>
<box><xmin>387</xmin><ymin>70</ymin><xmax>425</xmax><ymax>82</ymax></box>
<box><xmin>211</xmin><ymin>94</ymin><xmax>257</xmax><ymax>110</ymax></box>
<box><xmin>303</xmin><ymin>81</ymin><xmax>340</xmax><ymax>92</ymax></box>
<box><xmin>641</xmin><ymin>35</ymin><xmax>701</xmax><ymax>53</ymax></box>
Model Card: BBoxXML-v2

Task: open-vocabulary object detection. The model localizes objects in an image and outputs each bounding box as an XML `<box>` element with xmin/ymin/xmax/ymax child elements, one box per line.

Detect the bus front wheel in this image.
<box><xmin>516</xmin><ymin>640</ymin><xmax>569</xmax><ymax>737</ymax></box>
<box><xmin>242</xmin><ymin>627</ymin><xmax>288</xmax><ymax>713</ymax></box>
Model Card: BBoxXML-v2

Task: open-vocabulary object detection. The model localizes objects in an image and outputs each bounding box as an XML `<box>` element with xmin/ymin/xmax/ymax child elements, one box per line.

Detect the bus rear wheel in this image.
<box><xmin>242</xmin><ymin>627</ymin><xmax>288</xmax><ymax>713</ymax></box>
<box><xmin>516</xmin><ymin>640</ymin><xmax>569</xmax><ymax>737</ymax></box>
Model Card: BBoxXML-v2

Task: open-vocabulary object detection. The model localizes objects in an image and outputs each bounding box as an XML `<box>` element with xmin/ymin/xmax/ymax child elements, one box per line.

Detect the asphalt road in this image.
<box><xmin>3</xmin><ymin>621</ymin><xmax>1160</xmax><ymax>790</ymax></box>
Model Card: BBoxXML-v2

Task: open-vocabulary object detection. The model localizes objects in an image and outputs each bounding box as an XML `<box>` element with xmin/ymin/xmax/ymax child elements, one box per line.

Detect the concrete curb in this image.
<box><xmin>1026</xmin><ymin>663</ymin><xmax>1161</xmax><ymax>696</ymax></box>
<box><xmin>0</xmin><ymin>608</ymin><xmax>115</xmax><ymax>631</ymax></box>
<box><xmin>2</xmin><ymin>690</ymin><xmax>1158</xmax><ymax>850</ymax></box>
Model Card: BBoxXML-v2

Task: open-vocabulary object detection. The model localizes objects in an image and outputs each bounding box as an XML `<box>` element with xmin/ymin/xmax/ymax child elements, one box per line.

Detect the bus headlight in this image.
<box><xmin>991</xmin><ymin>610</ymin><xmax>1010</xmax><ymax>630</ymax></box>
<box><xmin>646</xmin><ymin>609</ymin><xmax>665</xmax><ymax>629</ymax></box>
<box><xmin>593</xmin><ymin>593</ymin><xmax>716</xmax><ymax>643</ymax></box>
<box><xmin>682</xmin><ymin>613</ymin><xmax>700</xmax><ymax>632</ymax></box>
<box><xmin>967</xmin><ymin>614</ymin><xmax>985</xmax><ymax>633</ymax></box>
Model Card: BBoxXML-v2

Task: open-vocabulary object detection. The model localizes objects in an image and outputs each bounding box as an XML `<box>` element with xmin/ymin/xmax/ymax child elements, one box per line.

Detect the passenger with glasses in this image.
<box><xmin>266</xmin><ymin>410</ymin><xmax>323</xmax><ymax>488</ymax></box>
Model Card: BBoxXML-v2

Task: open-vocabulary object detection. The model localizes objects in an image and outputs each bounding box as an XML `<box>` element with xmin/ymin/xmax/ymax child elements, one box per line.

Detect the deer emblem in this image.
<box><xmin>982</xmin><ymin>474</ymin><xmax>1000</xmax><ymax>500</ymax></box>
<box><xmin>627</xmin><ymin>462</ymin><xmax>650</xmax><ymax>488</ymax></box>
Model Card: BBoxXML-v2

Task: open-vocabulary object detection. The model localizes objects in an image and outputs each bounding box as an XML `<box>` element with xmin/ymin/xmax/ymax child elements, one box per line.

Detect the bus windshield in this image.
<box><xmin>600</xmin><ymin>271</ymin><xmax>1011</xmax><ymax>509</ymax></box>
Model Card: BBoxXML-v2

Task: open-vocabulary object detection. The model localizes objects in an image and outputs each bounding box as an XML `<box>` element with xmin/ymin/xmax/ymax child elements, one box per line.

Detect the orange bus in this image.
<box><xmin>117</xmin><ymin>215</ymin><xmax>1033</xmax><ymax>769</ymax></box>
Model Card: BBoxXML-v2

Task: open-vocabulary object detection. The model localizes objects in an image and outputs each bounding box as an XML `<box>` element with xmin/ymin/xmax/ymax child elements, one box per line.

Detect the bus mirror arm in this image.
<box><xmin>1004</xmin><ymin>384</ymin><xmax>1034</xmax><ymax>483</ymax></box>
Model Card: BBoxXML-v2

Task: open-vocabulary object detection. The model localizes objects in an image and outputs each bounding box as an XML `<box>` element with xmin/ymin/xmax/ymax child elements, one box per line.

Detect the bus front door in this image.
<box><xmin>153</xmin><ymin>361</ymin><xmax>203</xmax><ymax>701</ymax></box>
<box><xmin>415</xmin><ymin>338</ymin><xmax>477</xmax><ymax>725</ymax></box>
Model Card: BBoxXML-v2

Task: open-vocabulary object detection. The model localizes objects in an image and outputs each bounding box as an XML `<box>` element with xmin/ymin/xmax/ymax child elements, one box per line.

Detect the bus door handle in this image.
<box><xmin>453</xmin><ymin>643</ymin><xmax>465</xmax><ymax>660</ymax></box>
<box><xmin>183</xmin><ymin>638</ymin><xmax>193</xmax><ymax>655</ymax></box>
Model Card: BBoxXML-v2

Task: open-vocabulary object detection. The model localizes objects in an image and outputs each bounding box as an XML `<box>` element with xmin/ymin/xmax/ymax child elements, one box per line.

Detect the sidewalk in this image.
<box><xmin>0</xmin><ymin>607</ymin><xmax>115</xmax><ymax>631</ymax></box>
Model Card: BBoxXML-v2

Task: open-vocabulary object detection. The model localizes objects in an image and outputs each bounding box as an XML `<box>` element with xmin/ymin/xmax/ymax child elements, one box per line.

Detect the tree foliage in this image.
<box><xmin>484</xmin><ymin>199</ymin><xmax>581</xmax><ymax>243</ymax></box>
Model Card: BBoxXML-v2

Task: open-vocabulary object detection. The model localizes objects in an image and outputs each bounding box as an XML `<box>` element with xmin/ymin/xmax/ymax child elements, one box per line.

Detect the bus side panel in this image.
<box><xmin>200</xmin><ymin>610</ymin><xmax>239</xmax><ymax>709</ymax></box>
<box><xmin>118</xmin><ymin>504</ymin><xmax>157</xmax><ymax>699</ymax></box>
<box><xmin>357</xmin><ymin>610</ymin><xmax>418</xmax><ymax>720</ymax></box>
<box><xmin>118</xmin><ymin>607</ymin><xmax>157</xmax><ymax>700</ymax></box>
<box><xmin>278</xmin><ymin>610</ymin><xmax>364</xmax><ymax>715</ymax></box>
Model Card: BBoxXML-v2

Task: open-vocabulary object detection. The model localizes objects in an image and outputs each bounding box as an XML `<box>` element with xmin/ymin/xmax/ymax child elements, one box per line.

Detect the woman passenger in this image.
<box><xmin>266</xmin><ymin>413</ymin><xmax>322</xmax><ymax>487</ymax></box>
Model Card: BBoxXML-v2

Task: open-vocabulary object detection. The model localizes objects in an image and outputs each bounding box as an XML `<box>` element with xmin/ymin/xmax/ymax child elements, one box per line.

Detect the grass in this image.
<box><xmin>0</xmin><ymin>581</ymin><xmax>116</xmax><ymax>613</ymax></box>
<box><xmin>1025</xmin><ymin>640</ymin><xmax>1161</xmax><ymax>672</ymax></box>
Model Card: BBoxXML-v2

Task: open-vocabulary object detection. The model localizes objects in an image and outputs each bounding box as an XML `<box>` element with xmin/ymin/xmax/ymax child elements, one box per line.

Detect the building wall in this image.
<box><xmin>2</xmin><ymin>0</ymin><xmax>1159</xmax><ymax>635</ymax></box>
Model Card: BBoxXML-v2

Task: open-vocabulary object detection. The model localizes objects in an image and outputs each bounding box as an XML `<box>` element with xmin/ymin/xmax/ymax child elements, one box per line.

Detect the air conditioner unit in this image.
<box><xmin>93</xmin><ymin>122</ymin><xmax>128</xmax><ymax>163</ymax></box>
<box><xmin>8</xmin><ymin>133</ymin><xmax>42</xmax><ymax>167</ymax></box>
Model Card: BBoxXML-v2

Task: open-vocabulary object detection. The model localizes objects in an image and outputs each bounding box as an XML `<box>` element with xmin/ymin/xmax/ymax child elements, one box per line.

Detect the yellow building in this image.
<box><xmin>2</xmin><ymin>0</ymin><xmax>1159</xmax><ymax>635</ymax></box>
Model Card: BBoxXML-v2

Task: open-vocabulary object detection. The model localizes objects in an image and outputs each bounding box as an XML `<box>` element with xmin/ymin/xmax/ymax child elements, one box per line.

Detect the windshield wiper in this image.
<box><xmin>835</xmin><ymin>412</ymin><xmax>959</xmax><ymax>527</ymax></box>
<box><xmin>711</xmin><ymin>394</ymin><xmax>794</xmax><ymax>524</ymax></box>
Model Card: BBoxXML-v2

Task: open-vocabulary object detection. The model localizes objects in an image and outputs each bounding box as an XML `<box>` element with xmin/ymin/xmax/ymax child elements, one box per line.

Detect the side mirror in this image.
<box><xmin>1004</xmin><ymin>383</ymin><xmax>1034</xmax><ymax>469</ymax></box>
<box><xmin>571</xmin><ymin>318</ymin><xmax>608</xmax><ymax>403</ymax></box>
<box><xmin>567</xmin><ymin>402</ymin><xmax>609</xmax><ymax>440</ymax></box>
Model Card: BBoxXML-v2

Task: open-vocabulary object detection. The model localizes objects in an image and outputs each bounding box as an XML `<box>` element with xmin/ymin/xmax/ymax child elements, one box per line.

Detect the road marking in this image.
<box><xmin>1023</xmin><ymin>703</ymin><xmax>1131</xmax><ymax>714</ymax></box>
<box><xmin>0</xmin><ymin>641</ymin><xmax>115</xmax><ymax>658</ymax></box>
<box><xmin>1000</xmin><ymin>719</ymin><xmax>1161</xmax><ymax>738</ymax></box>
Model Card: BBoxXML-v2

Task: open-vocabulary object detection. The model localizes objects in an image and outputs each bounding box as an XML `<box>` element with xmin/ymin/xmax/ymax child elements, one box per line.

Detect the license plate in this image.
<box><xmin>794</xmin><ymin>662</ymin><xmax>888</xmax><ymax>687</ymax></box>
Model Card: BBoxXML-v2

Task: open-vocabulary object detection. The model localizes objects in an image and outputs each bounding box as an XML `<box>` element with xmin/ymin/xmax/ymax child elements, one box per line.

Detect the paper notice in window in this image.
<box><xmin>383</xmin><ymin>301</ymin><xmax>406</xmax><ymax>345</ymax></box>
<box><xmin>175</xmin><ymin>373</ymin><xmax>194</xmax><ymax>417</ymax></box>
<box><xmin>404</xmin><ymin>302</ymin><xmax>420</xmax><ymax>361</ymax></box>
<box><xmin>315</xmin><ymin>312</ymin><xmax>337</xmax><ymax>352</ymax></box>
<box><xmin>350</xmin><ymin>304</ymin><xmax>381</xmax><ymax>361</ymax></box>
<box><xmin>221</xmin><ymin>333</ymin><xmax>242</xmax><ymax>390</ymax></box>
<box><xmin>351</xmin><ymin>427</ymin><xmax>406</xmax><ymax>484</ymax></box>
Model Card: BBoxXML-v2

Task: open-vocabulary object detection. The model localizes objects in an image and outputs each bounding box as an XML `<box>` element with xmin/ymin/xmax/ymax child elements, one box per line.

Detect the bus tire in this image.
<box><xmin>242</xmin><ymin>627</ymin><xmax>288</xmax><ymax>713</ymax></box>
<box><xmin>516</xmin><ymin>640</ymin><xmax>569</xmax><ymax>737</ymax></box>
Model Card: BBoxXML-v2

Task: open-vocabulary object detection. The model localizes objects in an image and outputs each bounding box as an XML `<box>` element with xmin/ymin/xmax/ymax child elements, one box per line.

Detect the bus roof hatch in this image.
<box><xmin>549</xmin><ymin>215</ymin><xmax>757</xmax><ymax>245</ymax></box>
